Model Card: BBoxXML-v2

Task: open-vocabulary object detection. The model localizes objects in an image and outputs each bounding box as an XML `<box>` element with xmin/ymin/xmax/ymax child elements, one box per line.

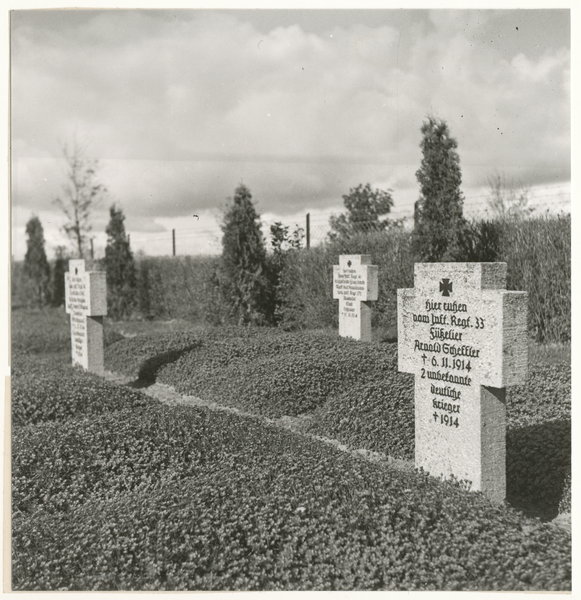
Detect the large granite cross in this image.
<box><xmin>398</xmin><ymin>262</ymin><xmax>528</xmax><ymax>502</ymax></box>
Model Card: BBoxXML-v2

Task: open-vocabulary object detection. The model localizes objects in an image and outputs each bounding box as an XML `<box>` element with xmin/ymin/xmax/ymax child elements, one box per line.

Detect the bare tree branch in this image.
<box><xmin>53</xmin><ymin>136</ymin><xmax>107</xmax><ymax>258</ymax></box>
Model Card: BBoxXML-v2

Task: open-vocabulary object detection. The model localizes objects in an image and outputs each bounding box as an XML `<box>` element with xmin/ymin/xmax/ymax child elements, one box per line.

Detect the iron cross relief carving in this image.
<box><xmin>397</xmin><ymin>262</ymin><xmax>528</xmax><ymax>502</ymax></box>
<box><xmin>440</xmin><ymin>278</ymin><xmax>453</xmax><ymax>296</ymax></box>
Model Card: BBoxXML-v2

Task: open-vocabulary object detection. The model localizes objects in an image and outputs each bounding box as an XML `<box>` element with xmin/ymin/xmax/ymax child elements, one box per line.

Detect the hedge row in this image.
<box><xmin>125</xmin><ymin>214</ymin><xmax>569</xmax><ymax>342</ymax></box>
<box><xmin>13</xmin><ymin>362</ymin><xmax>571</xmax><ymax>591</ymax></box>
<box><xmin>12</xmin><ymin>214</ymin><xmax>570</xmax><ymax>342</ymax></box>
<box><xmin>277</xmin><ymin>215</ymin><xmax>571</xmax><ymax>341</ymax></box>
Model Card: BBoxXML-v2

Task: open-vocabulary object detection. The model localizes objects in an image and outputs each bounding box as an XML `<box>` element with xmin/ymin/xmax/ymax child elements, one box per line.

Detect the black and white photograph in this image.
<box><xmin>8</xmin><ymin>5</ymin><xmax>572</xmax><ymax>593</ymax></box>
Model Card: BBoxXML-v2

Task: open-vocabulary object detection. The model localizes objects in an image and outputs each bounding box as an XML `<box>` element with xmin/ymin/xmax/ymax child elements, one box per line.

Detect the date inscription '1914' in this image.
<box><xmin>398</xmin><ymin>262</ymin><xmax>528</xmax><ymax>503</ymax></box>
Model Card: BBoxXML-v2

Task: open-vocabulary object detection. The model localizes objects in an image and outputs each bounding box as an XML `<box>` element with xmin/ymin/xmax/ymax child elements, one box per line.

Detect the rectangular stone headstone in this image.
<box><xmin>398</xmin><ymin>262</ymin><xmax>528</xmax><ymax>502</ymax></box>
<box><xmin>65</xmin><ymin>259</ymin><xmax>107</xmax><ymax>374</ymax></box>
<box><xmin>333</xmin><ymin>254</ymin><xmax>378</xmax><ymax>341</ymax></box>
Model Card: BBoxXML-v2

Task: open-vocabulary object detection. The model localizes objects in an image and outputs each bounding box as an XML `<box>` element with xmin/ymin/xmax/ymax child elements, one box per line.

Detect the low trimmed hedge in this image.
<box><xmin>105</xmin><ymin>328</ymin><xmax>571</xmax><ymax>520</ymax></box>
<box><xmin>12</xmin><ymin>323</ymin><xmax>571</xmax><ymax>590</ymax></box>
<box><xmin>13</xmin><ymin>398</ymin><xmax>571</xmax><ymax>591</ymax></box>
<box><xmin>12</xmin><ymin>307</ymin><xmax>125</xmax><ymax>355</ymax></box>
<box><xmin>107</xmin><ymin>329</ymin><xmax>403</xmax><ymax>417</ymax></box>
<box><xmin>11</xmin><ymin>352</ymin><xmax>155</xmax><ymax>427</ymax></box>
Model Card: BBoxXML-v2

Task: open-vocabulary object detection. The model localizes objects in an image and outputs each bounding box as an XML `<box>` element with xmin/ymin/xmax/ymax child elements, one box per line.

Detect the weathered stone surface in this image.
<box><xmin>398</xmin><ymin>262</ymin><xmax>528</xmax><ymax>502</ymax></box>
<box><xmin>333</xmin><ymin>255</ymin><xmax>378</xmax><ymax>341</ymax></box>
<box><xmin>65</xmin><ymin>260</ymin><xmax>107</xmax><ymax>374</ymax></box>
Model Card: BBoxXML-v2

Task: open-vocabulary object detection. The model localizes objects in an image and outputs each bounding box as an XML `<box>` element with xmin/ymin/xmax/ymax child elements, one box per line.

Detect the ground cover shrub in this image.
<box><xmin>12</xmin><ymin>315</ymin><xmax>572</xmax><ymax>590</ymax></box>
<box><xmin>105</xmin><ymin>328</ymin><xmax>571</xmax><ymax>521</ymax></box>
<box><xmin>506</xmin><ymin>420</ymin><xmax>570</xmax><ymax>521</ymax></box>
<box><xmin>104</xmin><ymin>326</ymin><xmax>278</xmax><ymax>380</ymax></box>
<box><xmin>305</xmin><ymin>367</ymin><xmax>415</xmax><ymax>460</ymax></box>
<box><xmin>103</xmin><ymin>331</ymin><xmax>203</xmax><ymax>379</ymax></box>
<box><xmin>506</xmin><ymin>364</ymin><xmax>571</xmax><ymax>426</ymax></box>
<box><xmin>558</xmin><ymin>473</ymin><xmax>571</xmax><ymax>513</ymax></box>
<box><xmin>308</xmin><ymin>358</ymin><xmax>571</xmax><ymax>520</ymax></box>
<box><xmin>12</xmin><ymin>307</ymin><xmax>124</xmax><ymax>355</ymax></box>
<box><xmin>11</xmin><ymin>353</ymin><xmax>155</xmax><ymax>427</ymax></box>
<box><xmin>109</xmin><ymin>329</ymin><xmax>403</xmax><ymax>417</ymax></box>
<box><xmin>160</xmin><ymin>345</ymin><xmax>395</xmax><ymax>417</ymax></box>
<box><xmin>505</xmin><ymin>364</ymin><xmax>571</xmax><ymax>520</ymax></box>
<box><xmin>13</xmin><ymin>401</ymin><xmax>571</xmax><ymax>591</ymax></box>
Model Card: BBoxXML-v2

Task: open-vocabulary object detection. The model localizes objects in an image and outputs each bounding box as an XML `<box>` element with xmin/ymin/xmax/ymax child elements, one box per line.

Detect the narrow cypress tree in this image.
<box><xmin>51</xmin><ymin>246</ymin><xmax>69</xmax><ymax>307</ymax></box>
<box><xmin>24</xmin><ymin>215</ymin><xmax>51</xmax><ymax>306</ymax></box>
<box><xmin>105</xmin><ymin>204</ymin><xmax>136</xmax><ymax>318</ymax></box>
<box><xmin>413</xmin><ymin>116</ymin><xmax>467</xmax><ymax>262</ymax></box>
<box><xmin>220</xmin><ymin>184</ymin><xmax>270</xmax><ymax>325</ymax></box>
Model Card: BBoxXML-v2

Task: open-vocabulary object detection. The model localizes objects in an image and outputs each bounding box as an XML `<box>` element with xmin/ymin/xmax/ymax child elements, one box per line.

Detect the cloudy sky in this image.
<box><xmin>10</xmin><ymin>7</ymin><xmax>571</xmax><ymax>259</ymax></box>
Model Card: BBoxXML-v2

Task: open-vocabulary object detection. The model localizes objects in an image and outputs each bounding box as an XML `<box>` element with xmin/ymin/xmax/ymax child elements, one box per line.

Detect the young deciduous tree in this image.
<box><xmin>24</xmin><ymin>215</ymin><xmax>51</xmax><ymax>306</ymax></box>
<box><xmin>412</xmin><ymin>116</ymin><xmax>467</xmax><ymax>262</ymax></box>
<box><xmin>270</xmin><ymin>222</ymin><xmax>305</xmax><ymax>255</ymax></box>
<box><xmin>268</xmin><ymin>221</ymin><xmax>305</xmax><ymax>324</ymax></box>
<box><xmin>220</xmin><ymin>184</ymin><xmax>270</xmax><ymax>325</ymax></box>
<box><xmin>486</xmin><ymin>172</ymin><xmax>533</xmax><ymax>219</ymax></box>
<box><xmin>54</xmin><ymin>138</ymin><xmax>107</xmax><ymax>258</ymax></box>
<box><xmin>104</xmin><ymin>205</ymin><xmax>137</xmax><ymax>318</ymax></box>
<box><xmin>329</xmin><ymin>183</ymin><xmax>394</xmax><ymax>240</ymax></box>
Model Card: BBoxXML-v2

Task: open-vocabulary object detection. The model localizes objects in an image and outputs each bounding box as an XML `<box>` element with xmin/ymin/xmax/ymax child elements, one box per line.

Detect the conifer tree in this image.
<box><xmin>104</xmin><ymin>204</ymin><xmax>136</xmax><ymax>317</ymax></box>
<box><xmin>51</xmin><ymin>246</ymin><xmax>69</xmax><ymax>307</ymax></box>
<box><xmin>220</xmin><ymin>184</ymin><xmax>270</xmax><ymax>325</ymax></box>
<box><xmin>413</xmin><ymin>116</ymin><xmax>466</xmax><ymax>261</ymax></box>
<box><xmin>24</xmin><ymin>215</ymin><xmax>51</xmax><ymax>306</ymax></box>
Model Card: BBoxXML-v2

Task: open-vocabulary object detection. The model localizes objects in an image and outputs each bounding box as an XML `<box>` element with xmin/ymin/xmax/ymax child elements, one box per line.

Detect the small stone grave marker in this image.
<box><xmin>333</xmin><ymin>254</ymin><xmax>378</xmax><ymax>341</ymax></box>
<box><xmin>398</xmin><ymin>262</ymin><xmax>528</xmax><ymax>502</ymax></box>
<box><xmin>65</xmin><ymin>259</ymin><xmax>107</xmax><ymax>374</ymax></box>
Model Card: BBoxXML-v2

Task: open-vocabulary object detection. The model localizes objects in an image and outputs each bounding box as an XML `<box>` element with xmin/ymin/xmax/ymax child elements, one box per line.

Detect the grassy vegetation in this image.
<box><xmin>11</xmin><ymin>308</ymin><xmax>571</xmax><ymax>591</ymax></box>
<box><xmin>11</xmin><ymin>306</ymin><xmax>126</xmax><ymax>356</ymax></box>
<box><xmin>276</xmin><ymin>214</ymin><xmax>570</xmax><ymax>342</ymax></box>
<box><xmin>14</xmin><ymin>214</ymin><xmax>567</xmax><ymax>341</ymax></box>
<box><xmin>73</xmin><ymin>214</ymin><xmax>568</xmax><ymax>342</ymax></box>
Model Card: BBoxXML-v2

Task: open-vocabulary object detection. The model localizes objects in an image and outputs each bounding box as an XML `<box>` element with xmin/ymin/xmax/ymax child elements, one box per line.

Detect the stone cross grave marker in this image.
<box><xmin>333</xmin><ymin>254</ymin><xmax>378</xmax><ymax>342</ymax></box>
<box><xmin>398</xmin><ymin>262</ymin><xmax>527</xmax><ymax>502</ymax></box>
<box><xmin>65</xmin><ymin>259</ymin><xmax>107</xmax><ymax>374</ymax></box>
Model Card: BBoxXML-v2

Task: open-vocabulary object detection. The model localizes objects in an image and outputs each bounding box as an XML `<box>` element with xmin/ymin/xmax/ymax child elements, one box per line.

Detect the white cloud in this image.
<box><xmin>511</xmin><ymin>49</ymin><xmax>569</xmax><ymax>83</ymax></box>
<box><xmin>10</xmin><ymin>9</ymin><xmax>570</xmax><ymax>260</ymax></box>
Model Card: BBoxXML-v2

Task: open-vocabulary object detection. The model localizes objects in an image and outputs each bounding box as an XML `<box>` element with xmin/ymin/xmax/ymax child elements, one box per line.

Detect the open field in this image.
<box><xmin>10</xmin><ymin>308</ymin><xmax>571</xmax><ymax>591</ymax></box>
